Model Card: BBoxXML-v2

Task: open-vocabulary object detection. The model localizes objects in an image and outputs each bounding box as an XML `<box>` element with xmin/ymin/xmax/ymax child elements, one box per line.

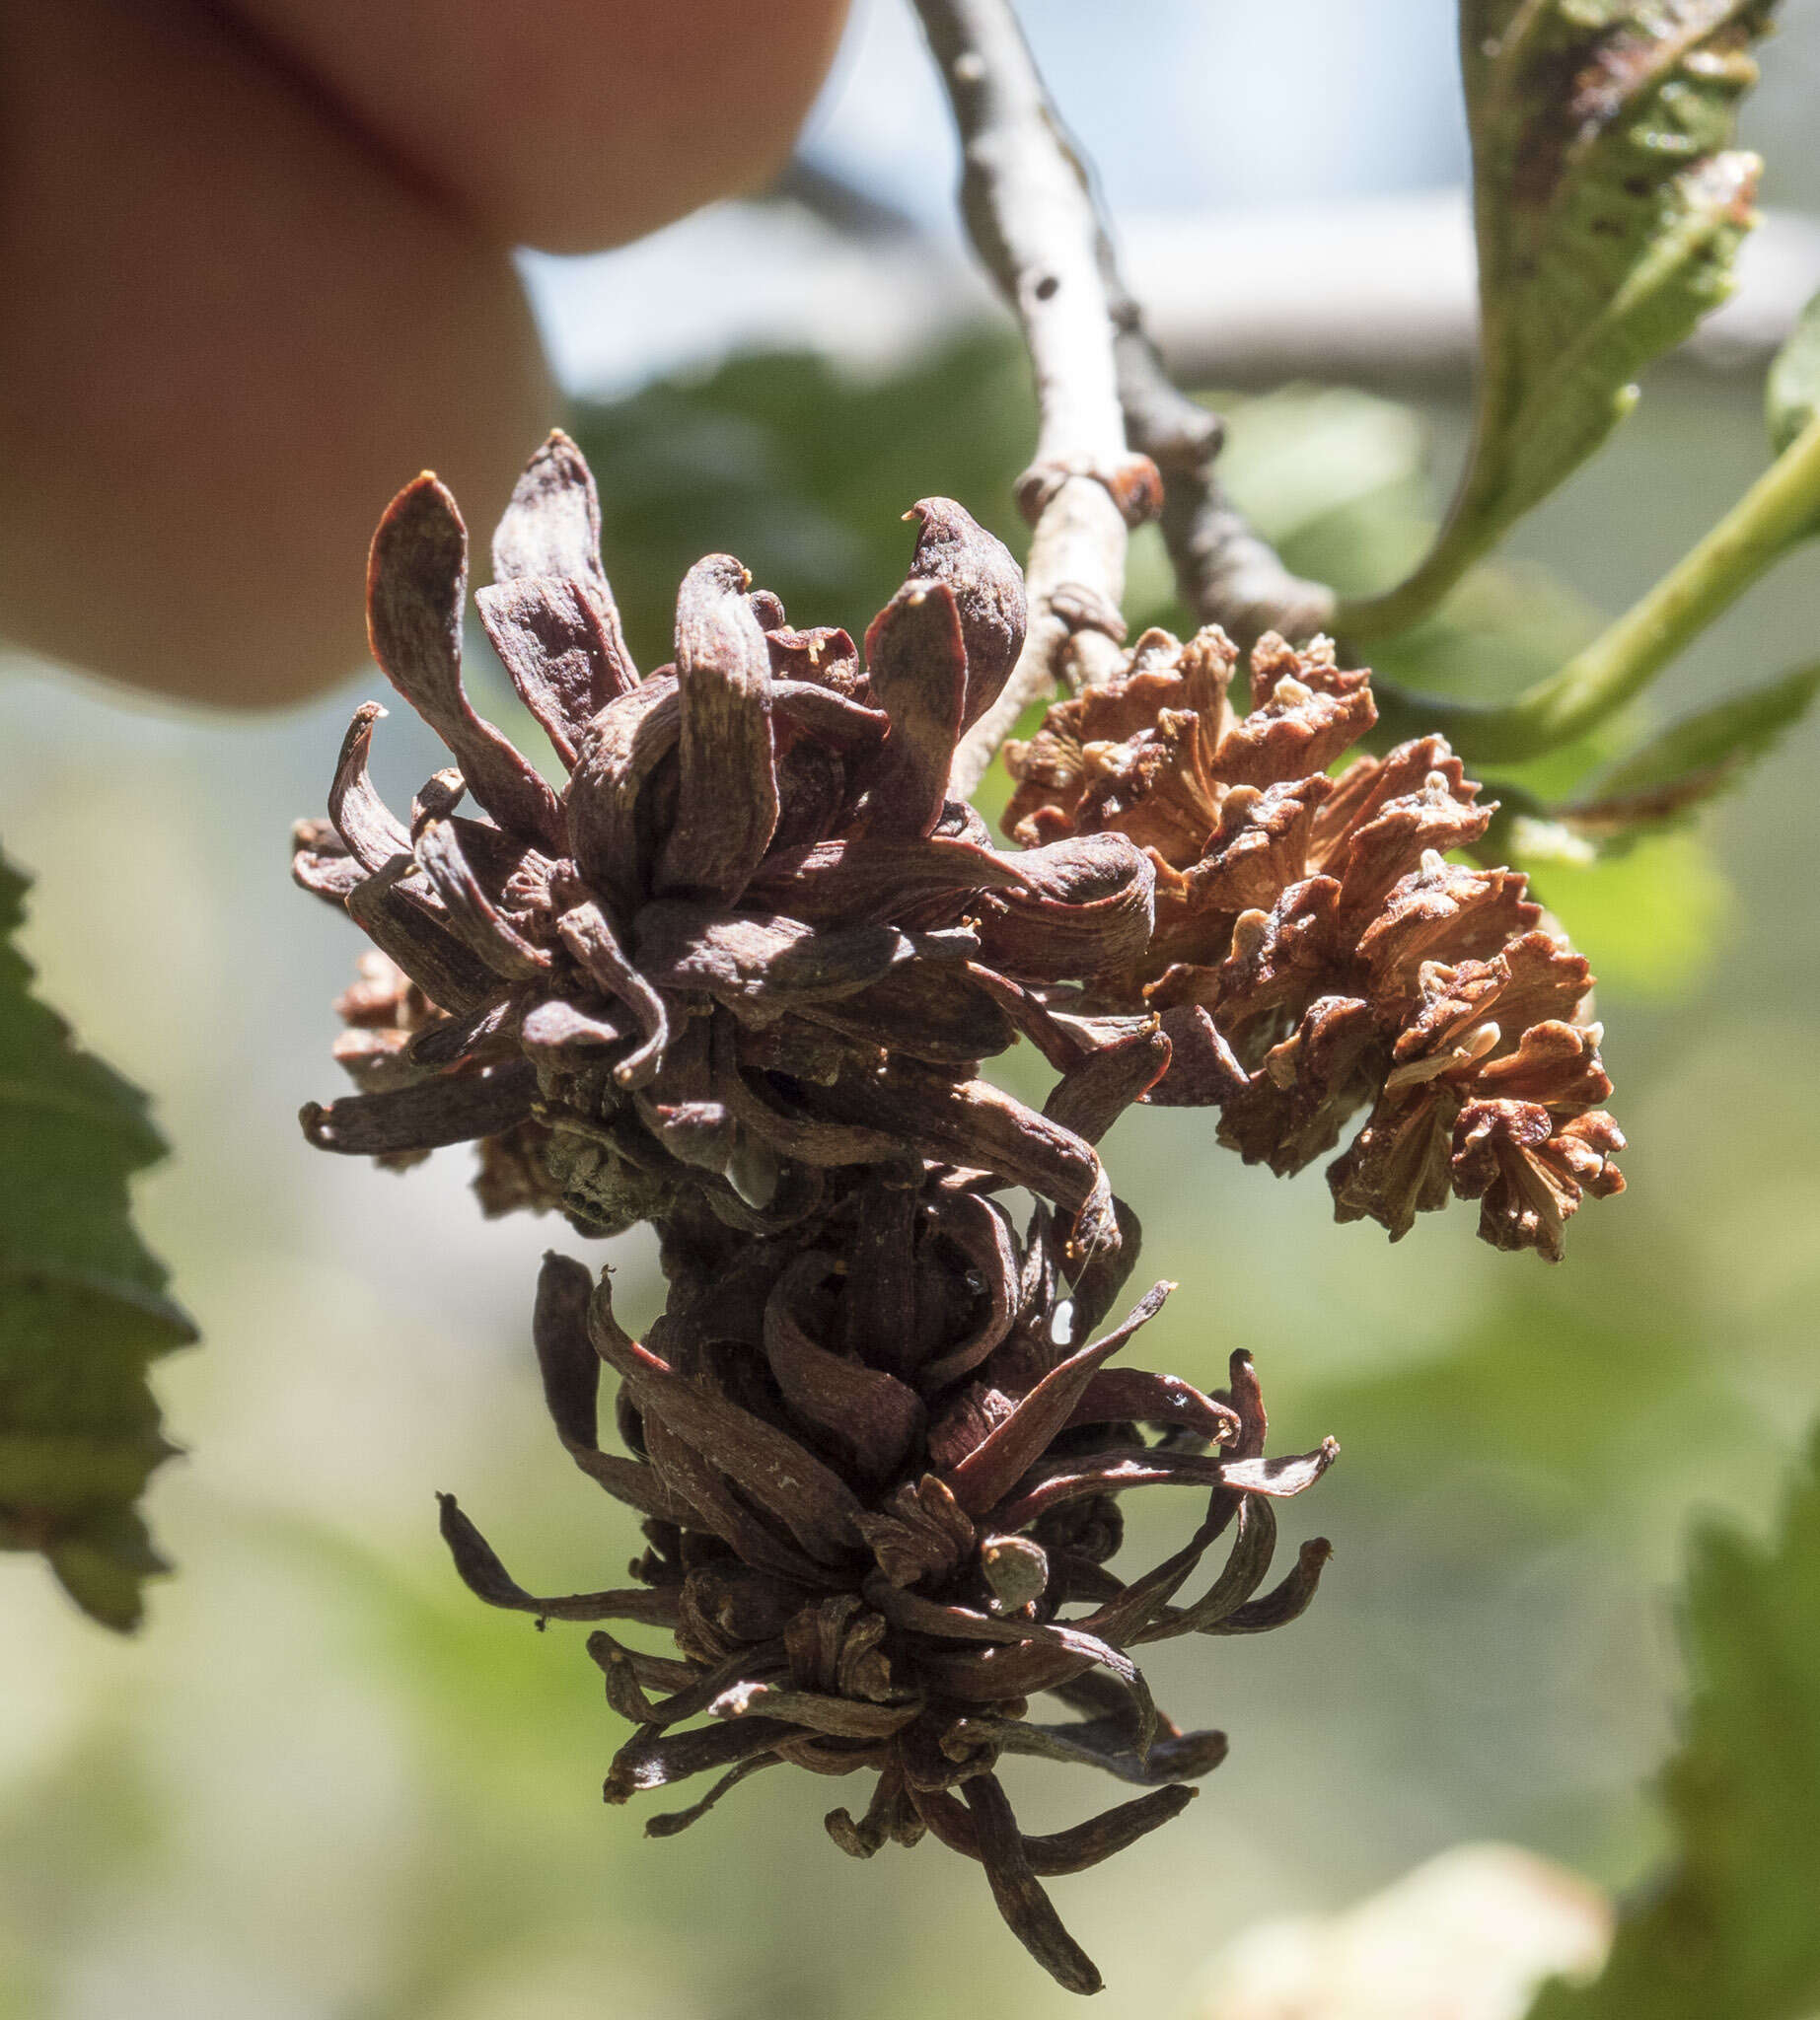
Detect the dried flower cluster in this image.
<box><xmin>294</xmin><ymin>436</ymin><xmax>1159</xmax><ymax>1267</ymax></box>
<box><xmin>443</xmin><ymin>1210</ymin><xmax>1332</xmax><ymax>1997</ymax></box>
<box><xmin>1004</xmin><ymin>626</ymin><xmax>1626</xmax><ymax>1262</ymax></box>
<box><xmin>293</xmin><ymin>431</ymin><xmax>1621</xmax><ymax>1990</ymax></box>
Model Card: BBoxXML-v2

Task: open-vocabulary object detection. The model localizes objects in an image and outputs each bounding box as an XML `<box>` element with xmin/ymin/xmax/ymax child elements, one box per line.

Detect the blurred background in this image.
<box><xmin>4</xmin><ymin>2</ymin><xmax>1820</xmax><ymax>2015</ymax></box>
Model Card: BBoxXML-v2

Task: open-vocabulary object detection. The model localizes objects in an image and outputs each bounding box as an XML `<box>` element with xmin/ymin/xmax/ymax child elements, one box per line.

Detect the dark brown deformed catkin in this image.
<box><xmin>294</xmin><ymin>435</ymin><xmax>1162</xmax><ymax>1276</ymax></box>
<box><xmin>441</xmin><ymin>1210</ymin><xmax>1332</xmax><ymax>1999</ymax></box>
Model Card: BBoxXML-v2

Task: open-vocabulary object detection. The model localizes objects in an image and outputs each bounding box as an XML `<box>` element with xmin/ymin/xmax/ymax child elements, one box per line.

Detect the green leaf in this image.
<box><xmin>1528</xmin><ymin>1423</ymin><xmax>1820</xmax><ymax>2020</ymax></box>
<box><xmin>0</xmin><ymin>847</ymin><xmax>194</xmax><ymax>1629</ymax></box>
<box><xmin>1559</xmin><ymin>658</ymin><xmax>1820</xmax><ymax>836</ymax></box>
<box><xmin>1517</xmin><ymin>826</ymin><xmax>1728</xmax><ymax>995</ymax></box>
<box><xmin>1344</xmin><ymin>0</ymin><xmax>1774</xmax><ymax>640</ymax></box>
<box><xmin>1766</xmin><ymin>284</ymin><xmax>1820</xmax><ymax>457</ymax></box>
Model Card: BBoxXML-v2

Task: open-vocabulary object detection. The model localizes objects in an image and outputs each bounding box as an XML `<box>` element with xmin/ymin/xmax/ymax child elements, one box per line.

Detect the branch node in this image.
<box><xmin>1015</xmin><ymin>454</ymin><xmax>1163</xmax><ymax>531</ymax></box>
<box><xmin>1049</xmin><ymin>582</ymin><xmax>1128</xmax><ymax>647</ymax></box>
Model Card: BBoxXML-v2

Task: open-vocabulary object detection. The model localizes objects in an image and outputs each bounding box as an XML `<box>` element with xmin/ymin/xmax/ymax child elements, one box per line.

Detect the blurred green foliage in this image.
<box><xmin>0</xmin><ymin>849</ymin><xmax>193</xmax><ymax>1629</ymax></box>
<box><xmin>1507</xmin><ymin>831</ymin><xmax>1729</xmax><ymax>998</ymax></box>
<box><xmin>1529</xmin><ymin>1425</ymin><xmax>1820</xmax><ymax>2020</ymax></box>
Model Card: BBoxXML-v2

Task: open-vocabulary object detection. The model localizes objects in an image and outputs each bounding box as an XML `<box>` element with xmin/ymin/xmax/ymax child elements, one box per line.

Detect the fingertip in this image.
<box><xmin>226</xmin><ymin>0</ymin><xmax>855</xmax><ymax>252</ymax></box>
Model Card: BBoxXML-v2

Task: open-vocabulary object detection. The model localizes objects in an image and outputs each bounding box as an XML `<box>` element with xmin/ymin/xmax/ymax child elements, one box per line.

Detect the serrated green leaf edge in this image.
<box><xmin>0</xmin><ymin>846</ymin><xmax>195</xmax><ymax>1630</ymax></box>
<box><xmin>1557</xmin><ymin>658</ymin><xmax>1820</xmax><ymax>836</ymax></box>
<box><xmin>1527</xmin><ymin>1423</ymin><xmax>1820</xmax><ymax>2019</ymax></box>
<box><xmin>1344</xmin><ymin>0</ymin><xmax>1774</xmax><ymax>641</ymax></box>
<box><xmin>1767</xmin><ymin>283</ymin><xmax>1820</xmax><ymax>458</ymax></box>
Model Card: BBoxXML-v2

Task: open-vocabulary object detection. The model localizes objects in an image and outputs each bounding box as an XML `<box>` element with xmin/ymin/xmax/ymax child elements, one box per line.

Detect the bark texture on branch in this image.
<box><xmin>916</xmin><ymin>0</ymin><xmax>1332</xmax><ymax>798</ymax></box>
<box><xmin>914</xmin><ymin>0</ymin><xmax>1159</xmax><ymax>799</ymax></box>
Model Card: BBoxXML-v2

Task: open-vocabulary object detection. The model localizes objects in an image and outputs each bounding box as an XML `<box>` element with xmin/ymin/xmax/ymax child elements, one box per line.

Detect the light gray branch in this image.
<box><xmin>912</xmin><ymin>0</ymin><xmax>1334</xmax><ymax>798</ymax></box>
<box><xmin>912</xmin><ymin>0</ymin><xmax>1159</xmax><ymax>799</ymax></box>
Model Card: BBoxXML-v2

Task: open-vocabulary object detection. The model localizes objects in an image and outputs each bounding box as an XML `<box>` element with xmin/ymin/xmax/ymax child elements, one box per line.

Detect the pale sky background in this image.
<box><xmin>522</xmin><ymin>0</ymin><xmax>1473</xmax><ymax>391</ymax></box>
<box><xmin>523</xmin><ymin>0</ymin><xmax>1820</xmax><ymax>395</ymax></box>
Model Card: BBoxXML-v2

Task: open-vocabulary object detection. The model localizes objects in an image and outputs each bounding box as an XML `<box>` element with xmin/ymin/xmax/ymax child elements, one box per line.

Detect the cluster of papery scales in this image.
<box><xmin>1004</xmin><ymin>626</ymin><xmax>1625</xmax><ymax>1261</ymax></box>
<box><xmin>294</xmin><ymin>433</ymin><xmax>1621</xmax><ymax>1991</ymax></box>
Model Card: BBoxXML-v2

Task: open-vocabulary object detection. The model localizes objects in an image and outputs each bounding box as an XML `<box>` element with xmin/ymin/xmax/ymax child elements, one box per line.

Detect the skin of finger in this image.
<box><xmin>222</xmin><ymin>0</ymin><xmax>855</xmax><ymax>252</ymax></box>
<box><xmin>0</xmin><ymin>0</ymin><xmax>554</xmax><ymax>707</ymax></box>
